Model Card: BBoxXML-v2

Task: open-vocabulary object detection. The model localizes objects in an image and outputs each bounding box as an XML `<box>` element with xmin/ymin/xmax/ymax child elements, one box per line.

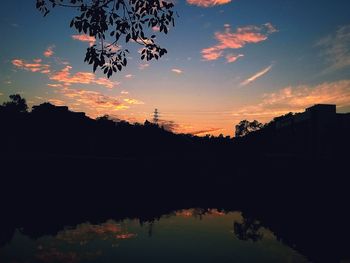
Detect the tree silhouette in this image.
<box><xmin>36</xmin><ymin>0</ymin><xmax>176</xmax><ymax>77</ymax></box>
<box><xmin>235</xmin><ymin>120</ymin><xmax>263</xmax><ymax>138</ymax></box>
<box><xmin>1</xmin><ymin>94</ymin><xmax>28</xmax><ymax>114</ymax></box>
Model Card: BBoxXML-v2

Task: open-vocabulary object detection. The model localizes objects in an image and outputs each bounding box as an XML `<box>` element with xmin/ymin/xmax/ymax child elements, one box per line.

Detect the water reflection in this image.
<box><xmin>0</xmin><ymin>209</ymin><xmax>308</xmax><ymax>263</ymax></box>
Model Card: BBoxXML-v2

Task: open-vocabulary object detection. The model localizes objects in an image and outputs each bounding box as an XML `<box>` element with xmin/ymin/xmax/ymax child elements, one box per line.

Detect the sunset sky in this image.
<box><xmin>1</xmin><ymin>0</ymin><xmax>350</xmax><ymax>136</ymax></box>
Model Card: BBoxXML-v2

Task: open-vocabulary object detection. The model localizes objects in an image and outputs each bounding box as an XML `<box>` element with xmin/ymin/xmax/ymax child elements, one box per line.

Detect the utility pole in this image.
<box><xmin>153</xmin><ymin>108</ymin><xmax>159</xmax><ymax>125</ymax></box>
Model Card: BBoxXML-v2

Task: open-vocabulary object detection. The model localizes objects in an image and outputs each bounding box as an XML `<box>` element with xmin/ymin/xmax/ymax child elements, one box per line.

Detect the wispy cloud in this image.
<box><xmin>12</xmin><ymin>59</ymin><xmax>50</xmax><ymax>74</ymax></box>
<box><xmin>202</xmin><ymin>23</ymin><xmax>277</xmax><ymax>62</ymax></box>
<box><xmin>317</xmin><ymin>25</ymin><xmax>350</xmax><ymax>73</ymax></box>
<box><xmin>121</xmin><ymin>90</ymin><xmax>129</xmax><ymax>95</ymax></box>
<box><xmin>44</xmin><ymin>45</ymin><xmax>55</xmax><ymax>57</ymax></box>
<box><xmin>240</xmin><ymin>65</ymin><xmax>273</xmax><ymax>86</ymax></box>
<box><xmin>72</xmin><ymin>34</ymin><xmax>96</xmax><ymax>46</ymax></box>
<box><xmin>125</xmin><ymin>74</ymin><xmax>134</xmax><ymax>78</ymax></box>
<box><xmin>187</xmin><ymin>0</ymin><xmax>231</xmax><ymax>7</ymax></box>
<box><xmin>50</xmin><ymin>65</ymin><xmax>119</xmax><ymax>89</ymax></box>
<box><xmin>171</xmin><ymin>68</ymin><xmax>183</xmax><ymax>74</ymax></box>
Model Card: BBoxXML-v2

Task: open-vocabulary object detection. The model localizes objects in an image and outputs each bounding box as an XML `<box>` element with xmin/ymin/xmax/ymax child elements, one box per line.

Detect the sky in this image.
<box><xmin>1</xmin><ymin>0</ymin><xmax>350</xmax><ymax>136</ymax></box>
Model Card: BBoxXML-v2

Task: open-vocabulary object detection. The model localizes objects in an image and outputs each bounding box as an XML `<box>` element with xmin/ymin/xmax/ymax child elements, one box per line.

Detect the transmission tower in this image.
<box><xmin>153</xmin><ymin>108</ymin><xmax>159</xmax><ymax>124</ymax></box>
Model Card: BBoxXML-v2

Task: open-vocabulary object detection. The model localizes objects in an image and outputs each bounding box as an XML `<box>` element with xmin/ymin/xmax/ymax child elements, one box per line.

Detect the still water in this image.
<box><xmin>0</xmin><ymin>209</ymin><xmax>308</xmax><ymax>263</ymax></box>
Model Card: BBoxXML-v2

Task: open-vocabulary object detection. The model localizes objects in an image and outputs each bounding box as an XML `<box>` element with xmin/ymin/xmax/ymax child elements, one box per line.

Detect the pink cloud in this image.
<box><xmin>187</xmin><ymin>0</ymin><xmax>231</xmax><ymax>7</ymax></box>
<box><xmin>12</xmin><ymin>59</ymin><xmax>50</xmax><ymax>74</ymax></box>
<box><xmin>152</xmin><ymin>26</ymin><xmax>160</xmax><ymax>32</ymax></box>
<box><xmin>201</xmin><ymin>47</ymin><xmax>223</xmax><ymax>61</ymax></box>
<box><xmin>225</xmin><ymin>53</ymin><xmax>244</xmax><ymax>63</ymax></box>
<box><xmin>72</xmin><ymin>34</ymin><xmax>96</xmax><ymax>46</ymax></box>
<box><xmin>202</xmin><ymin>23</ymin><xmax>277</xmax><ymax>62</ymax></box>
<box><xmin>44</xmin><ymin>45</ymin><xmax>55</xmax><ymax>57</ymax></box>
<box><xmin>50</xmin><ymin>66</ymin><xmax>118</xmax><ymax>89</ymax></box>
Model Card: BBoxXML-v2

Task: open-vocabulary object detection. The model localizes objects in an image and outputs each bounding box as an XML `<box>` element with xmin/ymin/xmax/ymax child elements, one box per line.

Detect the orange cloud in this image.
<box><xmin>12</xmin><ymin>59</ymin><xmax>50</xmax><ymax>74</ymax></box>
<box><xmin>44</xmin><ymin>45</ymin><xmax>55</xmax><ymax>57</ymax></box>
<box><xmin>123</xmin><ymin>98</ymin><xmax>144</xmax><ymax>105</ymax></box>
<box><xmin>191</xmin><ymin>127</ymin><xmax>224</xmax><ymax>136</ymax></box>
<box><xmin>48</xmin><ymin>98</ymin><xmax>66</xmax><ymax>106</ymax></box>
<box><xmin>50</xmin><ymin>65</ymin><xmax>118</xmax><ymax>89</ymax></box>
<box><xmin>72</xmin><ymin>34</ymin><xmax>96</xmax><ymax>46</ymax></box>
<box><xmin>202</xmin><ymin>23</ymin><xmax>277</xmax><ymax>62</ymax></box>
<box><xmin>47</xmin><ymin>83</ymin><xmax>63</xmax><ymax>88</ymax></box>
<box><xmin>187</xmin><ymin>0</ymin><xmax>231</xmax><ymax>7</ymax></box>
<box><xmin>201</xmin><ymin>47</ymin><xmax>223</xmax><ymax>61</ymax></box>
<box><xmin>232</xmin><ymin>79</ymin><xmax>350</xmax><ymax>124</ymax></box>
<box><xmin>171</xmin><ymin>68</ymin><xmax>183</xmax><ymax>74</ymax></box>
<box><xmin>240</xmin><ymin>65</ymin><xmax>273</xmax><ymax>86</ymax></box>
<box><xmin>57</xmin><ymin>87</ymin><xmax>129</xmax><ymax>117</ymax></box>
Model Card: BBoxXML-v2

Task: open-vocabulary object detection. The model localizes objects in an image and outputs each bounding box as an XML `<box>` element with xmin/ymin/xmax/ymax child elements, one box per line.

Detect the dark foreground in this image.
<box><xmin>1</xmin><ymin>154</ymin><xmax>349</xmax><ymax>263</ymax></box>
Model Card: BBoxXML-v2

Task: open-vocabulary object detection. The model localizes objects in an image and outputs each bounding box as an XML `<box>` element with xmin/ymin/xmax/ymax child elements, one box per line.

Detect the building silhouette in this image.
<box><xmin>271</xmin><ymin>104</ymin><xmax>350</xmax><ymax>155</ymax></box>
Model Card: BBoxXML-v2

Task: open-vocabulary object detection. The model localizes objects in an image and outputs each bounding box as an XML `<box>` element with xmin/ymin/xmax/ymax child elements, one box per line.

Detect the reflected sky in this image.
<box><xmin>0</xmin><ymin>209</ymin><xmax>308</xmax><ymax>263</ymax></box>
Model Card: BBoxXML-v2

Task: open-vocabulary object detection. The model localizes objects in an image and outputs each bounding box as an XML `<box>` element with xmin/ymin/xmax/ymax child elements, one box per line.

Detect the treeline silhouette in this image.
<box><xmin>1</xmin><ymin>94</ymin><xmax>349</xmax><ymax>160</ymax></box>
<box><xmin>0</xmin><ymin>94</ymin><xmax>234</xmax><ymax>161</ymax></box>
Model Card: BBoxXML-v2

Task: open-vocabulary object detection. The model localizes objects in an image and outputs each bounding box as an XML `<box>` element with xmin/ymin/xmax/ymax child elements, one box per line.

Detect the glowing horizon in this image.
<box><xmin>1</xmin><ymin>0</ymin><xmax>350</xmax><ymax>136</ymax></box>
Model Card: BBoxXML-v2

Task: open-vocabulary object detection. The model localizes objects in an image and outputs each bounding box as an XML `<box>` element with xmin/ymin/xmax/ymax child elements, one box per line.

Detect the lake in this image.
<box><xmin>0</xmin><ymin>209</ymin><xmax>308</xmax><ymax>263</ymax></box>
